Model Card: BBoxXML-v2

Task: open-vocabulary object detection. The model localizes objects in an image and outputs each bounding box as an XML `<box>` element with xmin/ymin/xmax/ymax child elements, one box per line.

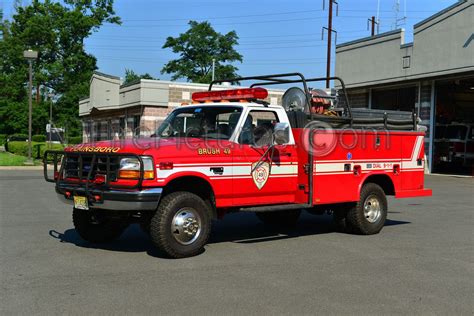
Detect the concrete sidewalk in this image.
<box><xmin>0</xmin><ymin>165</ymin><xmax>44</xmax><ymax>170</ymax></box>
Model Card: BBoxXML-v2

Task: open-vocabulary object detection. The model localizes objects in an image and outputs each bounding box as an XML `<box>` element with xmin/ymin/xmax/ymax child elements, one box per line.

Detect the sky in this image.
<box><xmin>2</xmin><ymin>0</ymin><xmax>459</xmax><ymax>87</ymax></box>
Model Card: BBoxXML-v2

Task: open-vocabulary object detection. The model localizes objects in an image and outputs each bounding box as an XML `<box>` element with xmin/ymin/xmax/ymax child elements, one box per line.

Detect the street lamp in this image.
<box><xmin>23</xmin><ymin>49</ymin><xmax>38</xmax><ymax>165</ymax></box>
<box><xmin>48</xmin><ymin>92</ymin><xmax>54</xmax><ymax>149</ymax></box>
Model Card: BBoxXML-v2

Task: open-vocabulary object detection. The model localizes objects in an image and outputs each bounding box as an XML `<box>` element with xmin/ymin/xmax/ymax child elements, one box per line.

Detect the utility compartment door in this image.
<box><xmin>401</xmin><ymin>134</ymin><xmax>426</xmax><ymax>190</ymax></box>
<box><xmin>312</xmin><ymin>130</ymin><xmax>402</xmax><ymax>204</ymax></box>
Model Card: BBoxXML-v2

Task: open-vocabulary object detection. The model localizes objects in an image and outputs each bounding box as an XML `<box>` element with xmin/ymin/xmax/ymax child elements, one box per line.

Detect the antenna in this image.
<box><xmin>376</xmin><ymin>0</ymin><xmax>381</xmax><ymax>33</ymax></box>
<box><xmin>392</xmin><ymin>0</ymin><xmax>407</xmax><ymax>30</ymax></box>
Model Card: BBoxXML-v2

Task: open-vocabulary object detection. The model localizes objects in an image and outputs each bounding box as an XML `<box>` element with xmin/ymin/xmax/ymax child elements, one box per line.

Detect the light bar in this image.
<box><xmin>192</xmin><ymin>88</ymin><xmax>268</xmax><ymax>102</ymax></box>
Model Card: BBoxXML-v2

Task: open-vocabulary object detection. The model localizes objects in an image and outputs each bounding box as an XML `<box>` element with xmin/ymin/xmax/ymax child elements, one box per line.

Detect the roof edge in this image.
<box><xmin>414</xmin><ymin>0</ymin><xmax>467</xmax><ymax>29</ymax></box>
<box><xmin>400</xmin><ymin>42</ymin><xmax>413</xmax><ymax>48</ymax></box>
<box><xmin>92</xmin><ymin>71</ymin><xmax>121</xmax><ymax>81</ymax></box>
<box><xmin>336</xmin><ymin>29</ymin><xmax>402</xmax><ymax>49</ymax></box>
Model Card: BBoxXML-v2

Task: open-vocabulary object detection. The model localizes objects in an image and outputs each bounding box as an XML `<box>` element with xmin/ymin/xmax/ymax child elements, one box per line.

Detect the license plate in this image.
<box><xmin>73</xmin><ymin>195</ymin><xmax>89</xmax><ymax>210</ymax></box>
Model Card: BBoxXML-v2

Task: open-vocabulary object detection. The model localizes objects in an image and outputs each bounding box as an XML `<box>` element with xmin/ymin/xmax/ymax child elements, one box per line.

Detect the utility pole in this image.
<box><xmin>212</xmin><ymin>58</ymin><xmax>216</xmax><ymax>81</ymax></box>
<box><xmin>48</xmin><ymin>93</ymin><xmax>54</xmax><ymax>149</ymax></box>
<box><xmin>323</xmin><ymin>0</ymin><xmax>338</xmax><ymax>88</ymax></box>
<box><xmin>367</xmin><ymin>16</ymin><xmax>379</xmax><ymax>36</ymax></box>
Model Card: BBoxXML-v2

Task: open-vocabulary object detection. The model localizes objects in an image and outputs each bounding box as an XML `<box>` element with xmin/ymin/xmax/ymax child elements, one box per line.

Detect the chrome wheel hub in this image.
<box><xmin>363</xmin><ymin>195</ymin><xmax>382</xmax><ymax>223</ymax></box>
<box><xmin>171</xmin><ymin>209</ymin><xmax>202</xmax><ymax>245</ymax></box>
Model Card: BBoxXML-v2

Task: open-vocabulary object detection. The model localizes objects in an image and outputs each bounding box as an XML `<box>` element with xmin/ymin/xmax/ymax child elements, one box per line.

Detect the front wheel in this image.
<box><xmin>72</xmin><ymin>208</ymin><xmax>128</xmax><ymax>243</ymax></box>
<box><xmin>150</xmin><ymin>192</ymin><xmax>211</xmax><ymax>258</ymax></box>
<box><xmin>346</xmin><ymin>183</ymin><xmax>387</xmax><ymax>235</ymax></box>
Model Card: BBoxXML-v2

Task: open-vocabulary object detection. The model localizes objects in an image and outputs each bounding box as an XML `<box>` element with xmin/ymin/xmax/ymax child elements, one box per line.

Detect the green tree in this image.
<box><xmin>161</xmin><ymin>21</ymin><xmax>243</xmax><ymax>84</ymax></box>
<box><xmin>0</xmin><ymin>0</ymin><xmax>120</xmax><ymax>136</ymax></box>
<box><xmin>123</xmin><ymin>68</ymin><xmax>155</xmax><ymax>84</ymax></box>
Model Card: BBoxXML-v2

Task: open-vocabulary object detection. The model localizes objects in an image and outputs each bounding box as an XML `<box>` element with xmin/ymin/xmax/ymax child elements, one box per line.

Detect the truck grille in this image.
<box><xmin>64</xmin><ymin>154</ymin><xmax>120</xmax><ymax>182</ymax></box>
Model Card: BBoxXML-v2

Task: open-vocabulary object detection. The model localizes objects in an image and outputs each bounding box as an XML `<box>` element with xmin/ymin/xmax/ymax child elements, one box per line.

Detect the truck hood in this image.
<box><xmin>65</xmin><ymin>137</ymin><xmax>232</xmax><ymax>160</ymax></box>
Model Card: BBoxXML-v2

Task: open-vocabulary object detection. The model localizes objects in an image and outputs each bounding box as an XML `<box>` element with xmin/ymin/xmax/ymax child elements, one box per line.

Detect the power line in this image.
<box><xmin>86</xmin><ymin>36</ymin><xmax>359</xmax><ymax>49</ymax></box>
<box><xmin>118</xmin><ymin>8</ymin><xmax>438</xmax><ymax>22</ymax></box>
<box><xmin>121</xmin><ymin>9</ymin><xmax>323</xmax><ymax>22</ymax></box>
<box><xmin>96</xmin><ymin>57</ymin><xmax>328</xmax><ymax>66</ymax></box>
<box><xmin>102</xmin><ymin>15</ymin><xmax>428</xmax><ymax>28</ymax></box>
<box><xmin>87</xmin><ymin>43</ymin><xmax>328</xmax><ymax>51</ymax></box>
<box><xmin>87</xmin><ymin>29</ymin><xmax>373</xmax><ymax>42</ymax></box>
<box><xmin>95</xmin><ymin>55</ymin><xmax>328</xmax><ymax>62</ymax></box>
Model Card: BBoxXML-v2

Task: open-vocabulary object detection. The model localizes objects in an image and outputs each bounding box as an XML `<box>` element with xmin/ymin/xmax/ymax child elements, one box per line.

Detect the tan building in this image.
<box><xmin>79</xmin><ymin>72</ymin><xmax>285</xmax><ymax>142</ymax></box>
<box><xmin>335</xmin><ymin>0</ymin><xmax>474</xmax><ymax>173</ymax></box>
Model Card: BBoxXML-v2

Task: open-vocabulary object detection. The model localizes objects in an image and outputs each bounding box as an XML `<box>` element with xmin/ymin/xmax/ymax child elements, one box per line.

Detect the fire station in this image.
<box><xmin>335</xmin><ymin>0</ymin><xmax>473</xmax><ymax>174</ymax></box>
<box><xmin>79</xmin><ymin>72</ymin><xmax>284</xmax><ymax>142</ymax></box>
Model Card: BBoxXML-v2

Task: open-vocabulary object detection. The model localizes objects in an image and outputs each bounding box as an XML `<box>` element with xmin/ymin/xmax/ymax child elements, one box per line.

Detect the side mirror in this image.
<box><xmin>273</xmin><ymin>122</ymin><xmax>290</xmax><ymax>145</ymax></box>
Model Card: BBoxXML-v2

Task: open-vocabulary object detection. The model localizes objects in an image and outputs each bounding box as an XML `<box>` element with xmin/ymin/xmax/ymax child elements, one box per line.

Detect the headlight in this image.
<box><xmin>118</xmin><ymin>156</ymin><xmax>154</xmax><ymax>180</ymax></box>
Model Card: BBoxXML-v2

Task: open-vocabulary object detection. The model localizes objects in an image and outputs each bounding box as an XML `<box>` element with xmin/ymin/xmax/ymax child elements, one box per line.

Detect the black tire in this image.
<box><xmin>72</xmin><ymin>208</ymin><xmax>128</xmax><ymax>243</ymax></box>
<box><xmin>150</xmin><ymin>192</ymin><xmax>211</xmax><ymax>258</ymax></box>
<box><xmin>255</xmin><ymin>210</ymin><xmax>301</xmax><ymax>226</ymax></box>
<box><xmin>346</xmin><ymin>183</ymin><xmax>387</xmax><ymax>235</ymax></box>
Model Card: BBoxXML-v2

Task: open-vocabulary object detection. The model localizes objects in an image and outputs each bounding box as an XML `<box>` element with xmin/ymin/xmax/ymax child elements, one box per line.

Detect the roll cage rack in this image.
<box><xmin>208</xmin><ymin>73</ymin><xmax>352</xmax><ymax>122</ymax></box>
<box><xmin>209</xmin><ymin>72</ymin><xmax>418</xmax><ymax>131</ymax></box>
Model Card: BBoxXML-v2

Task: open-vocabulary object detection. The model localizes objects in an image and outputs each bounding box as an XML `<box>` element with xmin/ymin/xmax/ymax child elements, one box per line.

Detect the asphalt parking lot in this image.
<box><xmin>0</xmin><ymin>170</ymin><xmax>473</xmax><ymax>315</ymax></box>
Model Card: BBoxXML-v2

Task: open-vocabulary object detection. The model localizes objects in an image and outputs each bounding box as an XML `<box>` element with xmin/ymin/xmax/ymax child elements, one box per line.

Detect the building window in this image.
<box><xmin>402</xmin><ymin>56</ymin><xmax>411</xmax><ymax>69</ymax></box>
<box><xmin>119</xmin><ymin>117</ymin><xmax>126</xmax><ymax>139</ymax></box>
<box><xmin>133</xmin><ymin>115</ymin><xmax>141</xmax><ymax>137</ymax></box>
<box><xmin>372</xmin><ymin>86</ymin><xmax>417</xmax><ymax>112</ymax></box>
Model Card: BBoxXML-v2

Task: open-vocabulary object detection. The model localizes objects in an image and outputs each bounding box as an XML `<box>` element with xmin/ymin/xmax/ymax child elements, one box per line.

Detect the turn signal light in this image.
<box><xmin>118</xmin><ymin>170</ymin><xmax>140</xmax><ymax>179</ymax></box>
<box><xmin>118</xmin><ymin>170</ymin><xmax>155</xmax><ymax>180</ymax></box>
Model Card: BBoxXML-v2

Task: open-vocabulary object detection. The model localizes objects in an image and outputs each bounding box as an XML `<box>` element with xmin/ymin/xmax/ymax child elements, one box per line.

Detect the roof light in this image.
<box><xmin>192</xmin><ymin>88</ymin><xmax>268</xmax><ymax>102</ymax></box>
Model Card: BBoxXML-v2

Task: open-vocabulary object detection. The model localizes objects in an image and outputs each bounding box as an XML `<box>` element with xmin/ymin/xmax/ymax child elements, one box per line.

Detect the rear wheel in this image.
<box><xmin>150</xmin><ymin>192</ymin><xmax>211</xmax><ymax>258</ymax></box>
<box><xmin>255</xmin><ymin>210</ymin><xmax>301</xmax><ymax>226</ymax></box>
<box><xmin>346</xmin><ymin>183</ymin><xmax>387</xmax><ymax>235</ymax></box>
<box><xmin>72</xmin><ymin>208</ymin><xmax>128</xmax><ymax>243</ymax></box>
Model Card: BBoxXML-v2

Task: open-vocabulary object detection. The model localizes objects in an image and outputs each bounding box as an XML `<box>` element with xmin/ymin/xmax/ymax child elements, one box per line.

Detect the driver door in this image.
<box><xmin>232</xmin><ymin>110</ymin><xmax>298</xmax><ymax>206</ymax></box>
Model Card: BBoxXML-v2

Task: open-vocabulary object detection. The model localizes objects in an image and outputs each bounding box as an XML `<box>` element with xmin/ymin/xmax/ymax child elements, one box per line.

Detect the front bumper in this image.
<box><xmin>56</xmin><ymin>184</ymin><xmax>162</xmax><ymax>211</ymax></box>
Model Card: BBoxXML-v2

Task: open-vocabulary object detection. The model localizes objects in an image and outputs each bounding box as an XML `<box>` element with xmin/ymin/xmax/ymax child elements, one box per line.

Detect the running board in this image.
<box><xmin>239</xmin><ymin>203</ymin><xmax>311</xmax><ymax>213</ymax></box>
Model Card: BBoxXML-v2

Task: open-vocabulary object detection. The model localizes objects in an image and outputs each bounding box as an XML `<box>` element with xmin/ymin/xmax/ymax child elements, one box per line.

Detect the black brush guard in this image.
<box><xmin>44</xmin><ymin>150</ymin><xmax>146</xmax><ymax>199</ymax></box>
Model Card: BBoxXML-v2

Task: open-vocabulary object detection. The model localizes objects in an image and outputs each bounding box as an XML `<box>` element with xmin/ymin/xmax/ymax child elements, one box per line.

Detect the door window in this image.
<box><xmin>239</xmin><ymin>110</ymin><xmax>279</xmax><ymax>146</ymax></box>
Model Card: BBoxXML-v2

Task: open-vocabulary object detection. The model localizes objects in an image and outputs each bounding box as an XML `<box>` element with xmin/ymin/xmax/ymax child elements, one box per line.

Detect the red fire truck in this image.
<box><xmin>44</xmin><ymin>74</ymin><xmax>432</xmax><ymax>258</ymax></box>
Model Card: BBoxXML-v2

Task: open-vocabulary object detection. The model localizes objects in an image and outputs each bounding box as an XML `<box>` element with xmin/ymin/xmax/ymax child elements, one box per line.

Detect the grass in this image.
<box><xmin>0</xmin><ymin>152</ymin><xmax>41</xmax><ymax>166</ymax></box>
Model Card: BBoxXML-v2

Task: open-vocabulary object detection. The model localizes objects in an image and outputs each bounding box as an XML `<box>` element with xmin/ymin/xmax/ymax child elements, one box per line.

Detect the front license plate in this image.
<box><xmin>73</xmin><ymin>195</ymin><xmax>89</xmax><ymax>210</ymax></box>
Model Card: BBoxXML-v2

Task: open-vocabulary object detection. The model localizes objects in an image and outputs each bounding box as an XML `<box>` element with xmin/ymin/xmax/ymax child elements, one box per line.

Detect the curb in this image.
<box><xmin>0</xmin><ymin>166</ymin><xmax>44</xmax><ymax>170</ymax></box>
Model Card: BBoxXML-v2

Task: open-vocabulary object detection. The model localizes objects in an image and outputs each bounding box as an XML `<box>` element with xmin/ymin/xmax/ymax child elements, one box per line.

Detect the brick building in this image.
<box><xmin>79</xmin><ymin>72</ymin><xmax>284</xmax><ymax>142</ymax></box>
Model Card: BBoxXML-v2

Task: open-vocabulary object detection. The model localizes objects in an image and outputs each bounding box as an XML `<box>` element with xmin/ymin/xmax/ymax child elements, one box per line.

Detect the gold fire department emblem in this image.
<box><xmin>252</xmin><ymin>161</ymin><xmax>270</xmax><ymax>190</ymax></box>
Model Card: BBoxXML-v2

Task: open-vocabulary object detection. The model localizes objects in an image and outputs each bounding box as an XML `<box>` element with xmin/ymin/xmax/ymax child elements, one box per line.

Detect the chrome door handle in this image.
<box><xmin>210</xmin><ymin>167</ymin><xmax>224</xmax><ymax>175</ymax></box>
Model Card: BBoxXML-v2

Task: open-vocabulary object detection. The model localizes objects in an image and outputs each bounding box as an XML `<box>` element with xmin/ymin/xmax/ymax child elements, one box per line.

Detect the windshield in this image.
<box><xmin>155</xmin><ymin>106</ymin><xmax>243</xmax><ymax>140</ymax></box>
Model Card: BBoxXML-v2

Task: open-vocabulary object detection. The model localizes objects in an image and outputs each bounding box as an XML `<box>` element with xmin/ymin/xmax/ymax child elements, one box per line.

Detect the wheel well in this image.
<box><xmin>363</xmin><ymin>174</ymin><xmax>395</xmax><ymax>196</ymax></box>
<box><xmin>162</xmin><ymin>176</ymin><xmax>216</xmax><ymax>218</ymax></box>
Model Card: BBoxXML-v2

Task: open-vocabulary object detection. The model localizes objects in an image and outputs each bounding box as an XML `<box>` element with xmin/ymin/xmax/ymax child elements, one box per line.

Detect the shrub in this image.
<box><xmin>7</xmin><ymin>141</ymin><xmax>64</xmax><ymax>158</ymax></box>
<box><xmin>7</xmin><ymin>141</ymin><xmax>30</xmax><ymax>156</ymax></box>
<box><xmin>7</xmin><ymin>134</ymin><xmax>28</xmax><ymax>142</ymax></box>
<box><xmin>68</xmin><ymin>136</ymin><xmax>83</xmax><ymax>144</ymax></box>
<box><xmin>0</xmin><ymin>134</ymin><xmax>6</xmax><ymax>145</ymax></box>
<box><xmin>32</xmin><ymin>135</ymin><xmax>46</xmax><ymax>142</ymax></box>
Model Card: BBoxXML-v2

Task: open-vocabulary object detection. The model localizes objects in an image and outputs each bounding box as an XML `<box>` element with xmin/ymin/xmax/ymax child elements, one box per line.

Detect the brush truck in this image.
<box><xmin>44</xmin><ymin>73</ymin><xmax>432</xmax><ymax>258</ymax></box>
